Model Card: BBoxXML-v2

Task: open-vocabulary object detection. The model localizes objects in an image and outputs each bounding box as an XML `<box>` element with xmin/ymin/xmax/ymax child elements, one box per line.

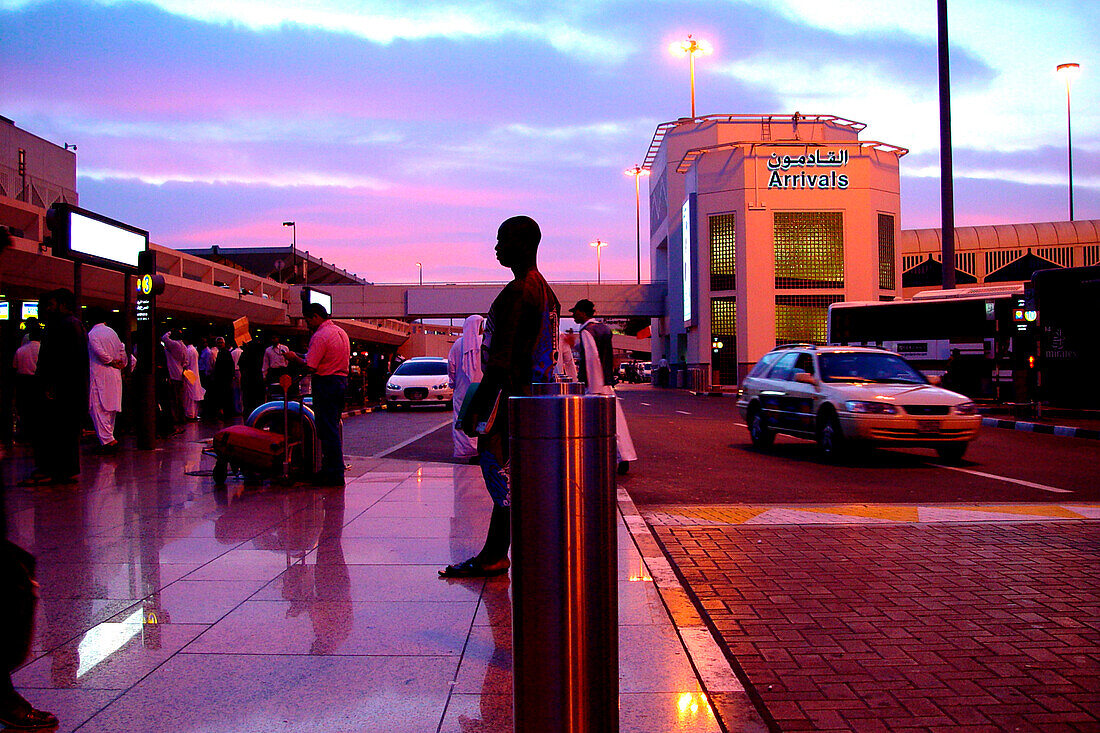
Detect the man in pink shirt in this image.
<box><xmin>287</xmin><ymin>303</ymin><xmax>350</xmax><ymax>486</ymax></box>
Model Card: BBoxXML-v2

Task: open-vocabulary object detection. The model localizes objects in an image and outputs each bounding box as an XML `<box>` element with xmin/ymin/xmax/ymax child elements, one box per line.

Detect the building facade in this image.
<box><xmin>646</xmin><ymin>114</ymin><xmax>907</xmax><ymax>386</ymax></box>
<box><xmin>899</xmin><ymin>219</ymin><xmax>1100</xmax><ymax>298</ymax></box>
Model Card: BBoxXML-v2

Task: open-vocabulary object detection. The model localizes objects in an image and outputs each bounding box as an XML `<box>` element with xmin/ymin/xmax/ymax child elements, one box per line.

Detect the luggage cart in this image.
<box><xmin>208</xmin><ymin>374</ymin><xmax>322</xmax><ymax>486</ymax></box>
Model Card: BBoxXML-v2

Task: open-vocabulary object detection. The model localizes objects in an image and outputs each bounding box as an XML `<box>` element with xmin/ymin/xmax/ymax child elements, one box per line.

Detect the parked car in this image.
<box><xmin>385</xmin><ymin>357</ymin><xmax>453</xmax><ymax>409</ymax></box>
<box><xmin>736</xmin><ymin>344</ymin><xmax>981</xmax><ymax>461</ymax></box>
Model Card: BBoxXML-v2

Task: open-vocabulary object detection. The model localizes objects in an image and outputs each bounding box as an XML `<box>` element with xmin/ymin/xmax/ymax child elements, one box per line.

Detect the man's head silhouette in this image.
<box><xmin>495</xmin><ymin>216</ymin><xmax>541</xmax><ymax>271</ymax></box>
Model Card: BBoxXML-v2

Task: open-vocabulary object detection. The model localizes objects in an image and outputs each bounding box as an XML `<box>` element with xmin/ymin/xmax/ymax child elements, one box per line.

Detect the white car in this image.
<box><xmin>385</xmin><ymin>357</ymin><xmax>453</xmax><ymax>409</ymax></box>
<box><xmin>736</xmin><ymin>344</ymin><xmax>981</xmax><ymax>461</ymax></box>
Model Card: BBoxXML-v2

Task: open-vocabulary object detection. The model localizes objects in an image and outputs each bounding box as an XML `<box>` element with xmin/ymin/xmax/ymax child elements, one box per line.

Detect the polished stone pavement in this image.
<box><xmin>3</xmin><ymin>424</ymin><xmax>726</xmax><ymax>732</ymax></box>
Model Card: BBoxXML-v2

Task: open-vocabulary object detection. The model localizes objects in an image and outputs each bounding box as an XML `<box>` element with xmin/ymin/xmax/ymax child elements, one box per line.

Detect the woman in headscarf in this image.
<box><xmin>447</xmin><ymin>314</ymin><xmax>484</xmax><ymax>462</ymax></box>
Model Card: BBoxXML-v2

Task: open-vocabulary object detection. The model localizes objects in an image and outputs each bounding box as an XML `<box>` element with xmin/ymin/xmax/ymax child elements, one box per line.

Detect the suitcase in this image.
<box><xmin>212</xmin><ymin>425</ymin><xmax>286</xmax><ymax>475</ymax></box>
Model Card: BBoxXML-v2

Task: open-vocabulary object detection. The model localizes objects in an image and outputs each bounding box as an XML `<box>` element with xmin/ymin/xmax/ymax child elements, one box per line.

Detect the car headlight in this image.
<box><xmin>387</xmin><ymin>383</ymin><xmax>400</xmax><ymax>390</ymax></box>
<box><xmin>845</xmin><ymin>400</ymin><xmax>899</xmax><ymax>414</ymax></box>
<box><xmin>433</xmin><ymin>382</ymin><xmax>449</xmax><ymax>390</ymax></box>
<box><xmin>954</xmin><ymin>401</ymin><xmax>977</xmax><ymax>415</ymax></box>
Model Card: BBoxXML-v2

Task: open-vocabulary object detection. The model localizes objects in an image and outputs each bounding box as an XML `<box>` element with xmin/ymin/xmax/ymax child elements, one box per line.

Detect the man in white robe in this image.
<box><xmin>569</xmin><ymin>299</ymin><xmax>637</xmax><ymax>474</ymax></box>
<box><xmin>87</xmin><ymin>311</ymin><xmax>127</xmax><ymax>451</ymax></box>
<box><xmin>183</xmin><ymin>336</ymin><xmax>204</xmax><ymax>420</ymax></box>
<box><xmin>447</xmin><ymin>314</ymin><xmax>484</xmax><ymax>461</ymax></box>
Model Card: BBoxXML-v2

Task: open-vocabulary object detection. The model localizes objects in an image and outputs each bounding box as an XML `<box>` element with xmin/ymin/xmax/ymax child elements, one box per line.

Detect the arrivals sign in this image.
<box><xmin>766</xmin><ymin>150</ymin><xmax>850</xmax><ymax>190</ymax></box>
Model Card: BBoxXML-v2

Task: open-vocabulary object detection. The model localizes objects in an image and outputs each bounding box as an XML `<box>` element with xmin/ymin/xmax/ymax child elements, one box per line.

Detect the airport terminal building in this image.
<box><xmin>644</xmin><ymin>114</ymin><xmax>1100</xmax><ymax>388</ymax></box>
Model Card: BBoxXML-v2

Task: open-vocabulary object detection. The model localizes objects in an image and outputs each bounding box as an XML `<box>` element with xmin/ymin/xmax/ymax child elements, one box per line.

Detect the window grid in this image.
<box><xmin>775</xmin><ymin>294</ymin><xmax>843</xmax><ymax>346</ymax></box>
<box><xmin>878</xmin><ymin>214</ymin><xmax>896</xmax><ymax>290</ymax></box>
<box><xmin>709</xmin><ymin>213</ymin><xmax>736</xmax><ymax>291</ymax></box>
<box><xmin>773</xmin><ymin>212</ymin><xmax>845</xmax><ymax>289</ymax></box>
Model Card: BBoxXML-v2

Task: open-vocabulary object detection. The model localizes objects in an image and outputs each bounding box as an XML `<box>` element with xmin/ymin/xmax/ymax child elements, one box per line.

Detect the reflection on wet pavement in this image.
<box><xmin>4</xmin><ymin>426</ymin><xmax>723</xmax><ymax>732</ymax></box>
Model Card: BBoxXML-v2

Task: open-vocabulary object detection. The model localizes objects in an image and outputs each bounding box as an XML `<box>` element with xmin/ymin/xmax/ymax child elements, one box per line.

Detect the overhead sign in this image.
<box><xmin>48</xmin><ymin>203</ymin><xmax>148</xmax><ymax>272</ymax></box>
<box><xmin>766</xmin><ymin>149</ymin><xmax>850</xmax><ymax>190</ymax></box>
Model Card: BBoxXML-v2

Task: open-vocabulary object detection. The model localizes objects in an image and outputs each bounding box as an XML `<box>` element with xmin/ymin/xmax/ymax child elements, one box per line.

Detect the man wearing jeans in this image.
<box><xmin>287</xmin><ymin>303</ymin><xmax>350</xmax><ymax>486</ymax></box>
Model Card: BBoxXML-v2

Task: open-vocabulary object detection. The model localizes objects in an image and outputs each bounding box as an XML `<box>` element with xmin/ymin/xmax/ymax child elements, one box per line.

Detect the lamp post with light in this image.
<box><xmin>1057</xmin><ymin>62</ymin><xmax>1080</xmax><ymax>221</ymax></box>
<box><xmin>625</xmin><ymin>165</ymin><xmax>650</xmax><ymax>284</ymax></box>
<box><xmin>415</xmin><ymin>262</ymin><xmax>422</xmax><ymax>286</ymax></box>
<box><xmin>282</xmin><ymin>221</ymin><xmax>296</xmax><ymax>281</ymax></box>
<box><xmin>670</xmin><ymin>35</ymin><xmax>712</xmax><ymax>119</ymax></box>
<box><xmin>590</xmin><ymin>239</ymin><xmax>608</xmax><ymax>284</ymax></box>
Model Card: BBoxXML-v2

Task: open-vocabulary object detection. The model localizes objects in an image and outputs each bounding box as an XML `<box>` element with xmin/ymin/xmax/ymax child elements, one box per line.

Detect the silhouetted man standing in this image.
<box><xmin>26</xmin><ymin>288</ymin><xmax>88</xmax><ymax>485</ymax></box>
<box><xmin>440</xmin><ymin>215</ymin><xmax>560</xmax><ymax>578</ymax></box>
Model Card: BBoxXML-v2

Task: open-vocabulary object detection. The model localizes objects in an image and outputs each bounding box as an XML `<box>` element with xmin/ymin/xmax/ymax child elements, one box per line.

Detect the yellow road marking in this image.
<box><xmin>801</xmin><ymin>505</ymin><xmax>920</xmax><ymax>522</ymax></box>
<box><xmin>952</xmin><ymin>505</ymin><xmax>1088</xmax><ymax>519</ymax></box>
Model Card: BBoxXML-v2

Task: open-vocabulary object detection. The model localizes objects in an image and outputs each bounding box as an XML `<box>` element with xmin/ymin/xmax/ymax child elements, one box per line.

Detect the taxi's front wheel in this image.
<box><xmin>748</xmin><ymin>408</ymin><xmax>775</xmax><ymax>449</ymax></box>
<box><xmin>817</xmin><ymin>411</ymin><xmax>846</xmax><ymax>461</ymax></box>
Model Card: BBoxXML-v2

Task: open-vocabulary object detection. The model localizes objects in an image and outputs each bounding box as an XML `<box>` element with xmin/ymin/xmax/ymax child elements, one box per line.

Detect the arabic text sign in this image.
<box><xmin>766</xmin><ymin>150</ymin><xmax>850</xmax><ymax>190</ymax></box>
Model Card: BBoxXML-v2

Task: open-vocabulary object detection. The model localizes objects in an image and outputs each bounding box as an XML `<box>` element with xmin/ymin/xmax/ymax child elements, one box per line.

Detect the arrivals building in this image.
<box><xmin>645</xmin><ymin>114</ymin><xmax>908</xmax><ymax>386</ymax></box>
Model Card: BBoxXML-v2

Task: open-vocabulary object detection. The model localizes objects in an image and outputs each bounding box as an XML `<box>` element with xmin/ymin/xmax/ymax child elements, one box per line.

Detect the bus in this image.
<box><xmin>827</xmin><ymin>285</ymin><xmax>1036</xmax><ymax>400</ymax></box>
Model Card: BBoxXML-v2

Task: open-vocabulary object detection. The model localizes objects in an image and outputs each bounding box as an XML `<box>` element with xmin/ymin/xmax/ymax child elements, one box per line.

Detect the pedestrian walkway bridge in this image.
<box><xmin>290</xmin><ymin>281</ymin><xmax>667</xmax><ymax>319</ymax></box>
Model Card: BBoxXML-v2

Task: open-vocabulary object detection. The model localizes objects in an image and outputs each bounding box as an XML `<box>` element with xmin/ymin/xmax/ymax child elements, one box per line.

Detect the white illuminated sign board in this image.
<box><xmin>765</xmin><ymin>149</ymin><xmax>850</xmax><ymax>190</ymax></box>
<box><xmin>50</xmin><ymin>204</ymin><xmax>148</xmax><ymax>272</ymax></box>
<box><xmin>0</xmin><ymin>302</ymin><xmax>8</xmax><ymax>320</ymax></box>
<box><xmin>308</xmin><ymin>289</ymin><xmax>332</xmax><ymax>314</ymax></box>
<box><xmin>69</xmin><ymin>210</ymin><xmax>146</xmax><ymax>269</ymax></box>
<box><xmin>22</xmin><ymin>302</ymin><xmax>38</xmax><ymax>320</ymax></box>
<box><xmin>681</xmin><ymin>195</ymin><xmax>695</xmax><ymax>324</ymax></box>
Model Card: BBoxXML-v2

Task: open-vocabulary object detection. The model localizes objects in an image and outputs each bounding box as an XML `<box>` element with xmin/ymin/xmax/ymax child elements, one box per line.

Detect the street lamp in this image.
<box><xmin>1056</xmin><ymin>62</ymin><xmax>1081</xmax><ymax>221</ymax></box>
<box><xmin>590</xmin><ymin>239</ymin><xmax>608</xmax><ymax>284</ymax></box>
<box><xmin>670</xmin><ymin>35</ymin><xmax>713</xmax><ymax>119</ymax></box>
<box><xmin>624</xmin><ymin>165</ymin><xmax>651</xmax><ymax>284</ymax></box>
<box><xmin>415</xmin><ymin>262</ymin><xmax>422</xmax><ymax>286</ymax></box>
<box><xmin>282</xmin><ymin>221</ymin><xmax>296</xmax><ymax>281</ymax></box>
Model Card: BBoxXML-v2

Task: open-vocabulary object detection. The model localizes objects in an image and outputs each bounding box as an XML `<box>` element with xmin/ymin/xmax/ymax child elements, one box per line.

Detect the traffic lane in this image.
<box><xmin>342</xmin><ymin>403</ymin><xmax>453</xmax><ymax>458</ymax></box>
<box><xmin>617</xmin><ymin>386</ymin><xmax>1098</xmax><ymax>505</ymax></box>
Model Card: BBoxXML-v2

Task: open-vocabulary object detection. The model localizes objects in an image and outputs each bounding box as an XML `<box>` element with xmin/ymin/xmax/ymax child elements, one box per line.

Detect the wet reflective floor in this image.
<box><xmin>4</xmin><ymin>424</ymin><xmax>722</xmax><ymax>732</ymax></box>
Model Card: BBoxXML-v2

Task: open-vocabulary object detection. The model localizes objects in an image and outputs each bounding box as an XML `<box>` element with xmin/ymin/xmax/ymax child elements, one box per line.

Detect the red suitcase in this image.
<box><xmin>212</xmin><ymin>425</ymin><xmax>285</xmax><ymax>475</ymax></box>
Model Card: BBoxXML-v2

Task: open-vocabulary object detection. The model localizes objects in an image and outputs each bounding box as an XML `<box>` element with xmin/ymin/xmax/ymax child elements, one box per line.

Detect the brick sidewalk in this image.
<box><xmin>653</xmin><ymin>521</ymin><xmax>1100</xmax><ymax>731</ymax></box>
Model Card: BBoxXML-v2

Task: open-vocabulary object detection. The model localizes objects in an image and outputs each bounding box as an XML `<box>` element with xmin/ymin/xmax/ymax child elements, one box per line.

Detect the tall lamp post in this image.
<box><xmin>1057</xmin><ymin>62</ymin><xmax>1080</xmax><ymax>221</ymax></box>
<box><xmin>590</xmin><ymin>239</ymin><xmax>608</xmax><ymax>284</ymax></box>
<box><xmin>415</xmin><ymin>261</ymin><xmax>422</xmax><ymax>286</ymax></box>
<box><xmin>670</xmin><ymin>35</ymin><xmax>712</xmax><ymax>119</ymax></box>
<box><xmin>282</xmin><ymin>221</ymin><xmax>296</xmax><ymax>281</ymax></box>
<box><xmin>625</xmin><ymin>165</ymin><xmax>650</xmax><ymax>284</ymax></box>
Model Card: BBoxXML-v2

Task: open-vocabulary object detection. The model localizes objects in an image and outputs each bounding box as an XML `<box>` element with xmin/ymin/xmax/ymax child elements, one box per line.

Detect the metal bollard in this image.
<box><xmin>531</xmin><ymin>381</ymin><xmax>586</xmax><ymax>397</ymax></box>
<box><xmin>510</xmin><ymin>392</ymin><xmax>618</xmax><ymax>733</ymax></box>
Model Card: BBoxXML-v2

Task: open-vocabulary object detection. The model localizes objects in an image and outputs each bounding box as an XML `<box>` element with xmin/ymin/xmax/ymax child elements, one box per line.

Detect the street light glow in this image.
<box><xmin>670</xmin><ymin>35</ymin><xmax>713</xmax><ymax>118</ymax></box>
<box><xmin>1056</xmin><ymin>62</ymin><xmax>1081</xmax><ymax>83</ymax></box>
<box><xmin>669</xmin><ymin>36</ymin><xmax>712</xmax><ymax>57</ymax></box>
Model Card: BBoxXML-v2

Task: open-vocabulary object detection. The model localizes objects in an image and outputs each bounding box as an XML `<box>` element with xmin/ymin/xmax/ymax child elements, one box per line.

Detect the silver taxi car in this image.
<box><xmin>736</xmin><ymin>344</ymin><xmax>981</xmax><ymax>461</ymax></box>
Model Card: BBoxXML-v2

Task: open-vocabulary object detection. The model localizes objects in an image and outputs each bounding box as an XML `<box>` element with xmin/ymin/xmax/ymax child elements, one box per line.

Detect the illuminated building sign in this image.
<box><xmin>681</xmin><ymin>194</ymin><xmax>696</xmax><ymax>324</ymax></box>
<box><xmin>766</xmin><ymin>150</ymin><xmax>850</xmax><ymax>190</ymax></box>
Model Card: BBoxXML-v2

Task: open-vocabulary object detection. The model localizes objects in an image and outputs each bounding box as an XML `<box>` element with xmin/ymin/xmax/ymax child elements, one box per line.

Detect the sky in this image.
<box><xmin>2</xmin><ymin>0</ymin><xmax>1097</xmax><ymax>284</ymax></box>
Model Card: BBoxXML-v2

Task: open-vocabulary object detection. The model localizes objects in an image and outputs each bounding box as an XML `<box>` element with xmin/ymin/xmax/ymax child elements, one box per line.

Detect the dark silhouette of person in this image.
<box><xmin>23</xmin><ymin>288</ymin><xmax>88</xmax><ymax>486</ymax></box>
<box><xmin>440</xmin><ymin>215</ymin><xmax>560</xmax><ymax>578</ymax></box>
<box><xmin>211</xmin><ymin>336</ymin><xmax>236</xmax><ymax>420</ymax></box>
